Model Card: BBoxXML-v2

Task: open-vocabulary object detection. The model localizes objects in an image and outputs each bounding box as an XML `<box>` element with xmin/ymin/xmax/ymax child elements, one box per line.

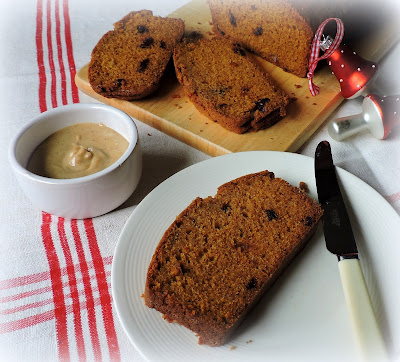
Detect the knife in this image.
<box><xmin>315</xmin><ymin>141</ymin><xmax>387</xmax><ymax>361</ymax></box>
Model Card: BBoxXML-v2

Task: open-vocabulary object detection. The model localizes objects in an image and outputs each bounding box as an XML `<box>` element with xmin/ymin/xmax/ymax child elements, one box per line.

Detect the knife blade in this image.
<box><xmin>315</xmin><ymin>140</ymin><xmax>358</xmax><ymax>258</ymax></box>
<box><xmin>315</xmin><ymin>140</ymin><xmax>387</xmax><ymax>362</ymax></box>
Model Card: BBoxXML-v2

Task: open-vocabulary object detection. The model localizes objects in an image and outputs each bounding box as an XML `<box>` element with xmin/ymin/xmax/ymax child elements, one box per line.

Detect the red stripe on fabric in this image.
<box><xmin>55</xmin><ymin>0</ymin><xmax>68</xmax><ymax>105</ymax></box>
<box><xmin>0</xmin><ymin>285</ymin><xmax>52</xmax><ymax>303</ymax></box>
<box><xmin>37</xmin><ymin>0</ymin><xmax>70</xmax><ymax>357</ymax></box>
<box><xmin>84</xmin><ymin>219</ymin><xmax>121</xmax><ymax>361</ymax></box>
<box><xmin>63</xmin><ymin>0</ymin><xmax>79</xmax><ymax>103</ymax></box>
<box><xmin>71</xmin><ymin>220</ymin><xmax>102</xmax><ymax>361</ymax></box>
<box><xmin>385</xmin><ymin>191</ymin><xmax>400</xmax><ymax>203</ymax></box>
<box><xmin>0</xmin><ymin>309</ymin><xmax>55</xmax><ymax>334</ymax></box>
<box><xmin>0</xmin><ymin>280</ymin><xmax>111</xmax><ymax>315</ymax></box>
<box><xmin>46</xmin><ymin>0</ymin><xmax>58</xmax><ymax>108</ymax></box>
<box><xmin>41</xmin><ymin>212</ymin><xmax>70</xmax><ymax>361</ymax></box>
<box><xmin>58</xmin><ymin>218</ymin><xmax>86</xmax><ymax>361</ymax></box>
<box><xmin>0</xmin><ymin>271</ymin><xmax>49</xmax><ymax>290</ymax></box>
<box><xmin>1</xmin><ymin>298</ymin><xmax>53</xmax><ymax>316</ymax></box>
<box><xmin>0</xmin><ymin>294</ymin><xmax>109</xmax><ymax>334</ymax></box>
<box><xmin>36</xmin><ymin>0</ymin><xmax>47</xmax><ymax>112</ymax></box>
<box><xmin>0</xmin><ymin>256</ymin><xmax>113</xmax><ymax>290</ymax></box>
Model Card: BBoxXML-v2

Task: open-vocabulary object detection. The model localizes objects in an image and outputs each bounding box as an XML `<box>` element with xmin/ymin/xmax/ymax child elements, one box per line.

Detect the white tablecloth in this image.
<box><xmin>1</xmin><ymin>0</ymin><xmax>399</xmax><ymax>361</ymax></box>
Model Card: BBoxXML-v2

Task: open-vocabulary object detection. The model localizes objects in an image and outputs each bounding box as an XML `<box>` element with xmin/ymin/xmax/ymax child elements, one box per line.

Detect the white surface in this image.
<box><xmin>112</xmin><ymin>151</ymin><xmax>400</xmax><ymax>362</ymax></box>
<box><xmin>8</xmin><ymin>103</ymin><xmax>142</xmax><ymax>219</ymax></box>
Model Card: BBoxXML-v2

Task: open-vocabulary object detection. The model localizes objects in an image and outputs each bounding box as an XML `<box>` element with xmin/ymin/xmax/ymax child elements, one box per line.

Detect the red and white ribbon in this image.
<box><xmin>307</xmin><ymin>18</ymin><xmax>345</xmax><ymax>96</ymax></box>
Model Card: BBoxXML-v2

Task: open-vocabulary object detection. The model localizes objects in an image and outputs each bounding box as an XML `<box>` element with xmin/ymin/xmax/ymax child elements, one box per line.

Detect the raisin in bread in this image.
<box><xmin>88</xmin><ymin>10</ymin><xmax>184</xmax><ymax>100</ymax></box>
<box><xmin>144</xmin><ymin>170</ymin><xmax>323</xmax><ymax>346</ymax></box>
<box><xmin>208</xmin><ymin>0</ymin><xmax>314</xmax><ymax>78</ymax></box>
<box><xmin>173</xmin><ymin>37</ymin><xmax>290</xmax><ymax>134</ymax></box>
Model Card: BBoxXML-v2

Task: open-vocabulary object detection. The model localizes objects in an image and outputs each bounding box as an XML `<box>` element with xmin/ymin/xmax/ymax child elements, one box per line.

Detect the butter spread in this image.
<box><xmin>28</xmin><ymin>123</ymin><xmax>129</xmax><ymax>179</ymax></box>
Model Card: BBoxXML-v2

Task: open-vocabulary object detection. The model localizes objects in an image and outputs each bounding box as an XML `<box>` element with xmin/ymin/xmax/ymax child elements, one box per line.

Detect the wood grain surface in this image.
<box><xmin>75</xmin><ymin>0</ymin><xmax>398</xmax><ymax>156</ymax></box>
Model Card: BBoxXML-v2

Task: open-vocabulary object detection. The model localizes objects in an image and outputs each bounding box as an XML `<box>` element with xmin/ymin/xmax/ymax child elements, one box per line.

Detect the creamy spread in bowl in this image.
<box><xmin>28</xmin><ymin>123</ymin><xmax>129</xmax><ymax>179</ymax></box>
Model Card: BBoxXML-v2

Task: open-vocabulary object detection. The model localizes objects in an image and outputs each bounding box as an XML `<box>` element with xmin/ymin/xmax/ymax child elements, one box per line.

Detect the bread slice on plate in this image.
<box><xmin>88</xmin><ymin>10</ymin><xmax>184</xmax><ymax>100</ymax></box>
<box><xmin>144</xmin><ymin>170</ymin><xmax>323</xmax><ymax>346</ymax></box>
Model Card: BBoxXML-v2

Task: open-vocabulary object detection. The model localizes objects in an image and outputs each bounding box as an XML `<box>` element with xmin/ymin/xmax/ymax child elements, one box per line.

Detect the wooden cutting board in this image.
<box><xmin>75</xmin><ymin>0</ymin><xmax>397</xmax><ymax>157</ymax></box>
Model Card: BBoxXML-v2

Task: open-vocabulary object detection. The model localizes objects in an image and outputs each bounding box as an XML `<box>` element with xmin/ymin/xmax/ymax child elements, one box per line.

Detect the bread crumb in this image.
<box><xmin>230</xmin><ymin>346</ymin><xmax>236</xmax><ymax>351</ymax></box>
<box><xmin>246</xmin><ymin>339</ymin><xmax>253</xmax><ymax>344</ymax></box>
<box><xmin>162</xmin><ymin>314</ymin><xmax>174</xmax><ymax>323</ymax></box>
<box><xmin>294</xmin><ymin>84</ymin><xmax>302</xmax><ymax>89</ymax></box>
<box><xmin>299</xmin><ymin>182</ymin><xmax>309</xmax><ymax>193</ymax></box>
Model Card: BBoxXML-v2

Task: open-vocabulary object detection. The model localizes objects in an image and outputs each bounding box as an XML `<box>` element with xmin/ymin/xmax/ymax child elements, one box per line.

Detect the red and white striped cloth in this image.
<box><xmin>0</xmin><ymin>0</ymin><xmax>195</xmax><ymax>361</ymax></box>
<box><xmin>1</xmin><ymin>1</ymin><xmax>399</xmax><ymax>361</ymax></box>
<box><xmin>0</xmin><ymin>1</ymin><xmax>130</xmax><ymax>359</ymax></box>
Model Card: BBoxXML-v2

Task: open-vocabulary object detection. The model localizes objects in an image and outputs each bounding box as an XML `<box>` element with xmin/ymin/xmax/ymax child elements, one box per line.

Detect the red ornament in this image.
<box><xmin>321</xmin><ymin>37</ymin><xmax>379</xmax><ymax>99</ymax></box>
<box><xmin>307</xmin><ymin>18</ymin><xmax>379</xmax><ymax>99</ymax></box>
<box><xmin>328</xmin><ymin>94</ymin><xmax>400</xmax><ymax>140</ymax></box>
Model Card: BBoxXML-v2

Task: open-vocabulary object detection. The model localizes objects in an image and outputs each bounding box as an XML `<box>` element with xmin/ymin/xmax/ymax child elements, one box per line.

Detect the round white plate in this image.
<box><xmin>112</xmin><ymin>151</ymin><xmax>400</xmax><ymax>362</ymax></box>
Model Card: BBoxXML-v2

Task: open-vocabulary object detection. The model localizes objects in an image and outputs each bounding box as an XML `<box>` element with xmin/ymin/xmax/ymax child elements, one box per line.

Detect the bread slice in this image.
<box><xmin>208</xmin><ymin>0</ymin><xmax>314</xmax><ymax>78</ymax></box>
<box><xmin>88</xmin><ymin>10</ymin><xmax>184</xmax><ymax>100</ymax></box>
<box><xmin>144</xmin><ymin>170</ymin><xmax>323</xmax><ymax>346</ymax></box>
<box><xmin>173</xmin><ymin>37</ymin><xmax>290</xmax><ymax>133</ymax></box>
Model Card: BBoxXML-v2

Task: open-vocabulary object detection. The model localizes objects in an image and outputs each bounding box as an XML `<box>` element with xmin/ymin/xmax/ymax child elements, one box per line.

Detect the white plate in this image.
<box><xmin>112</xmin><ymin>151</ymin><xmax>400</xmax><ymax>362</ymax></box>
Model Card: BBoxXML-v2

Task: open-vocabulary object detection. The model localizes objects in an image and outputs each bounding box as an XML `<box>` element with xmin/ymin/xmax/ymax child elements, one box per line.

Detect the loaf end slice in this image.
<box><xmin>88</xmin><ymin>10</ymin><xmax>184</xmax><ymax>100</ymax></box>
<box><xmin>208</xmin><ymin>0</ymin><xmax>314</xmax><ymax>78</ymax></box>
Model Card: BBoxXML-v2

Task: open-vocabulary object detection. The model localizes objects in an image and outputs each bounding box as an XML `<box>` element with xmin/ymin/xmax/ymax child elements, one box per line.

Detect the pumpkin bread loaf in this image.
<box><xmin>208</xmin><ymin>0</ymin><xmax>314</xmax><ymax>78</ymax></box>
<box><xmin>173</xmin><ymin>37</ymin><xmax>290</xmax><ymax>133</ymax></box>
<box><xmin>88</xmin><ymin>10</ymin><xmax>184</xmax><ymax>100</ymax></box>
<box><xmin>144</xmin><ymin>170</ymin><xmax>323</xmax><ymax>346</ymax></box>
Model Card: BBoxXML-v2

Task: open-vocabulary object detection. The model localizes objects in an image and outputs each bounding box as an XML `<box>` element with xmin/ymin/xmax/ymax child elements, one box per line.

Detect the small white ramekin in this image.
<box><xmin>8</xmin><ymin>103</ymin><xmax>142</xmax><ymax>219</ymax></box>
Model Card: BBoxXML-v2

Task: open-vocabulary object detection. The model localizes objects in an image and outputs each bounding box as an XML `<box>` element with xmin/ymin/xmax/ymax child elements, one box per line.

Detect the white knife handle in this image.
<box><xmin>338</xmin><ymin>258</ymin><xmax>388</xmax><ymax>362</ymax></box>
